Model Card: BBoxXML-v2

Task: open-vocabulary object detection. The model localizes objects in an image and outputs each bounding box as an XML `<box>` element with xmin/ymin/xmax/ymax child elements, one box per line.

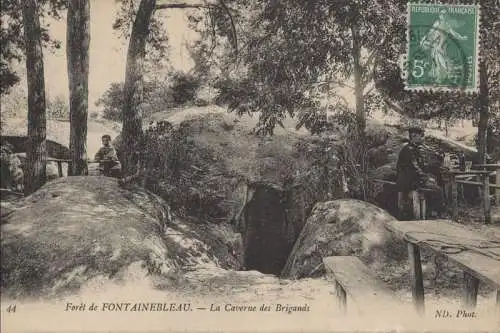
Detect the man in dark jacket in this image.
<box><xmin>396</xmin><ymin>126</ymin><xmax>445</xmax><ymax>219</ymax></box>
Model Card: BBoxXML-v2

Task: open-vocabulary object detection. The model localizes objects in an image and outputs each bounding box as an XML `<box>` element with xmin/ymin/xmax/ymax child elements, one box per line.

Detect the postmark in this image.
<box><xmin>403</xmin><ymin>2</ymin><xmax>480</xmax><ymax>92</ymax></box>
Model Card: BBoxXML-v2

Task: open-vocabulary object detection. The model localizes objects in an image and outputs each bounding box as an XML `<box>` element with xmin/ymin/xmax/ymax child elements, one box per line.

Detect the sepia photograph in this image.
<box><xmin>1</xmin><ymin>0</ymin><xmax>499</xmax><ymax>332</ymax></box>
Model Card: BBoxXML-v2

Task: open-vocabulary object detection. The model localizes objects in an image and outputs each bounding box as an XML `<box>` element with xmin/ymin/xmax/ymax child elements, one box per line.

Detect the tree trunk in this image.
<box><xmin>477</xmin><ymin>61</ymin><xmax>489</xmax><ymax>164</ymax></box>
<box><xmin>122</xmin><ymin>0</ymin><xmax>156</xmax><ymax>175</ymax></box>
<box><xmin>67</xmin><ymin>0</ymin><xmax>91</xmax><ymax>176</ymax></box>
<box><xmin>22</xmin><ymin>0</ymin><xmax>47</xmax><ymax>195</ymax></box>
<box><xmin>351</xmin><ymin>24</ymin><xmax>365</xmax><ymax>138</ymax></box>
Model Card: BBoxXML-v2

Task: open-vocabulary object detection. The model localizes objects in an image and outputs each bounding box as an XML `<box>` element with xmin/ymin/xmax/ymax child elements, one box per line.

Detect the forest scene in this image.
<box><xmin>1</xmin><ymin>1</ymin><xmax>499</xmax><ymax>332</ymax></box>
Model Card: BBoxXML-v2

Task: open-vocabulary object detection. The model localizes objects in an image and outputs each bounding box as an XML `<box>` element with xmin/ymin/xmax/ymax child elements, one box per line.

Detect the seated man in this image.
<box><xmin>94</xmin><ymin>134</ymin><xmax>122</xmax><ymax>178</ymax></box>
<box><xmin>396</xmin><ymin>126</ymin><xmax>445</xmax><ymax>219</ymax></box>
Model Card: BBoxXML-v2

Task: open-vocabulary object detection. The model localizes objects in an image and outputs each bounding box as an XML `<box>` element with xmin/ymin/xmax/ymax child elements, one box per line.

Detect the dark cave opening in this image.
<box><xmin>242</xmin><ymin>183</ymin><xmax>294</xmax><ymax>275</ymax></box>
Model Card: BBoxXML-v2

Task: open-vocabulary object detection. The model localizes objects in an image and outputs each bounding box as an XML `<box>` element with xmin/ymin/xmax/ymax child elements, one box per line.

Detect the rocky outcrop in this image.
<box><xmin>281</xmin><ymin>199</ymin><xmax>405</xmax><ymax>279</ymax></box>
<box><xmin>1</xmin><ymin>177</ymin><xmax>241</xmax><ymax>298</ymax></box>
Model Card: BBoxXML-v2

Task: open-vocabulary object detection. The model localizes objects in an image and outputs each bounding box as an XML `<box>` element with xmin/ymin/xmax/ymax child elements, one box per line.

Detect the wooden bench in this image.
<box><xmin>323</xmin><ymin>256</ymin><xmax>399</xmax><ymax>314</ymax></box>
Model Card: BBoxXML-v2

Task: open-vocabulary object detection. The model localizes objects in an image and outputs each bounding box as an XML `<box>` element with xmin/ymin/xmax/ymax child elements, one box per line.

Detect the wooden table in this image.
<box><xmin>384</xmin><ymin>219</ymin><xmax>500</xmax><ymax>315</ymax></box>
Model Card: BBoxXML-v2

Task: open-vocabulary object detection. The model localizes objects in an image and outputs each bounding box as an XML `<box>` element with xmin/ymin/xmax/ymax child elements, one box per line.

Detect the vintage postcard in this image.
<box><xmin>1</xmin><ymin>0</ymin><xmax>499</xmax><ymax>332</ymax></box>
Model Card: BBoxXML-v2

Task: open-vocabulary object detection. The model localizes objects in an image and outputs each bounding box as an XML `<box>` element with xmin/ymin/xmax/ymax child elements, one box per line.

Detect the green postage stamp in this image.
<box><xmin>405</xmin><ymin>2</ymin><xmax>480</xmax><ymax>92</ymax></box>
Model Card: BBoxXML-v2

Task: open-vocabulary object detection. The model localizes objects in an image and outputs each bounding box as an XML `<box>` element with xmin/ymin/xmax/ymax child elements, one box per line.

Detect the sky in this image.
<box><xmin>19</xmin><ymin>0</ymin><xmax>198</xmax><ymax>109</ymax></box>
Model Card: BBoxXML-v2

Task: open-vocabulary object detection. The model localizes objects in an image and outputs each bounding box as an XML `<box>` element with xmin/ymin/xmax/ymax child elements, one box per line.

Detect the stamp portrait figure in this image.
<box><xmin>405</xmin><ymin>3</ymin><xmax>480</xmax><ymax>91</ymax></box>
<box><xmin>419</xmin><ymin>9</ymin><xmax>468</xmax><ymax>84</ymax></box>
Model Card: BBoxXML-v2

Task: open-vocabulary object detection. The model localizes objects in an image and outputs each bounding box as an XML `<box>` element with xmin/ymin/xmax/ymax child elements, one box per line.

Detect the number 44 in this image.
<box><xmin>412</xmin><ymin>60</ymin><xmax>429</xmax><ymax>78</ymax></box>
<box><xmin>6</xmin><ymin>304</ymin><xmax>16</xmax><ymax>313</ymax></box>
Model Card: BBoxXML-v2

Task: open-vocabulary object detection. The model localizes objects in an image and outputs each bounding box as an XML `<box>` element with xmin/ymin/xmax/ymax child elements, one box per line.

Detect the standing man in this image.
<box><xmin>396</xmin><ymin>126</ymin><xmax>445</xmax><ymax>219</ymax></box>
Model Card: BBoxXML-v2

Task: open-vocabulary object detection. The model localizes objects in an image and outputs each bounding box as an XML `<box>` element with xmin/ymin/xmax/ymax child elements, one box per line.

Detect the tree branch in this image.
<box><xmin>156</xmin><ymin>0</ymin><xmax>238</xmax><ymax>60</ymax></box>
<box><xmin>156</xmin><ymin>3</ymin><xmax>207</xmax><ymax>9</ymax></box>
<box><xmin>310</xmin><ymin>80</ymin><xmax>354</xmax><ymax>90</ymax></box>
<box><xmin>218</xmin><ymin>0</ymin><xmax>237</xmax><ymax>60</ymax></box>
<box><xmin>383</xmin><ymin>98</ymin><xmax>403</xmax><ymax>113</ymax></box>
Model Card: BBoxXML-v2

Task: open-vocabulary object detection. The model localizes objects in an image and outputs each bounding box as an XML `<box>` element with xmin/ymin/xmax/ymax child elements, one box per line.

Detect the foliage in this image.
<box><xmin>115</xmin><ymin>120</ymin><xmax>233</xmax><ymax>220</ymax></box>
<box><xmin>189</xmin><ymin>0</ymin><xmax>405</xmax><ymax>135</ymax></box>
<box><xmin>1</xmin><ymin>89</ymin><xmax>68</xmax><ymax>121</ymax></box>
<box><xmin>95</xmin><ymin>82</ymin><xmax>126</xmax><ymax>121</ymax></box>
<box><xmin>46</xmin><ymin>95</ymin><xmax>69</xmax><ymax>120</ymax></box>
<box><xmin>188</xmin><ymin>0</ymin><xmax>500</xmax><ymax>139</ymax></box>
<box><xmin>0</xmin><ymin>85</ymin><xmax>28</xmax><ymax>119</ymax></box>
<box><xmin>1</xmin><ymin>0</ymin><xmax>67</xmax><ymax>95</ymax></box>
<box><xmin>170</xmin><ymin>71</ymin><xmax>201</xmax><ymax>105</ymax></box>
<box><xmin>97</xmin><ymin>71</ymin><xmax>202</xmax><ymax>121</ymax></box>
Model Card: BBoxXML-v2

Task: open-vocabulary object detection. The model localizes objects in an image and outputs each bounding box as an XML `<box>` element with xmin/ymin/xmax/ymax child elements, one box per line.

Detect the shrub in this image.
<box><xmin>95</xmin><ymin>83</ymin><xmax>124</xmax><ymax>121</ymax></box>
<box><xmin>97</xmin><ymin>73</ymin><xmax>202</xmax><ymax>122</ymax></box>
<box><xmin>47</xmin><ymin>95</ymin><xmax>69</xmax><ymax>120</ymax></box>
<box><xmin>170</xmin><ymin>72</ymin><xmax>201</xmax><ymax>105</ymax></box>
<box><xmin>116</xmin><ymin>120</ymin><xmax>231</xmax><ymax>220</ymax></box>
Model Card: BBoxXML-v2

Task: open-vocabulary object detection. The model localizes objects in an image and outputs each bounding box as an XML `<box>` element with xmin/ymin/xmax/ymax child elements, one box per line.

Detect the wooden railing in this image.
<box><xmin>474</xmin><ymin>164</ymin><xmax>500</xmax><ymax>204</ymax></box>
<box><xmin>444</xmin><ymin>170</ymin><xmax>492</xmax><ymax>223</ymax></box>
<box><xmin>372</xmin><ymin>163</ymin><xmax>500</xmax><ymax>224</ymax></box>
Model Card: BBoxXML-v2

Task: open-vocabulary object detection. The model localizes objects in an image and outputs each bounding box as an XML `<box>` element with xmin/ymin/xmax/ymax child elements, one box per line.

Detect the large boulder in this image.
<box><xmin>281</xmin><ymin>199</ymin><xmax>405</xmax><ymax>279</ymax></box>
<box><xmin>1</xmin><ymin>176</ymin><xmax>241</xmax><ymax>298</ymax></box>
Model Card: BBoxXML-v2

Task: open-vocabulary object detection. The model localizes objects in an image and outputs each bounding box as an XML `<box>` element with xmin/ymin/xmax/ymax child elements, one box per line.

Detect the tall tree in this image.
<box><xmin>476</xmin><ymin>0</ymin><xmax>499</xmax><ymax>163</ymax></box>
<box><xmin>22</xmin><ymin>0</ymin><xmax>47</xmax><ymax>195</ymax></box>
<box><xmin>66</xmin><ymin>0</ymin><xmax>91</xmax><ymax>175</ymax></box>
<box><xmin>121</xmin><ymin>0</ymin><xmax>157</xmax><ymax>175</ymax></box>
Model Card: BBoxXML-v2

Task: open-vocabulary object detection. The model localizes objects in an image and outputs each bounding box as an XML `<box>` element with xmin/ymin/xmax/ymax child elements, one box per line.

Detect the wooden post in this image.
<box><xmin>335</xmin><ymin>280</ymin><xmax>347</xmax><ymax>314</ymax></box>
<box><xmin>451</xmin><ymin>176</ymin><xmax>458</xmax><ymax>221</ymax></box>
<box><xmin>57</xmin><ymin>161</ymin><xmax>63</xmax><ymax>177</ymax></box>
<box><xmin>442</xmin><ymin>171</ymin><xmax>451</xmax><ymax>204</ymax></box>
<box><xmin>419</xmin><ymin>192</ymin><xmax>426</xmax><ymax>220</ymax></box>
<box><xmin>411</xmin><ymin>190</ymin><xmax>421</xmax><ymax>220</ymax></box>
<box><xmin>397</xmin><ymin>192</ymin><xmax>405</xmax><ymax>220</ymax></box>
<box><xmin>496</xmin><ymin>290</ymin><xmax>500</xmax><ymax>313</ymax></box>
<box><xmin>495</xmin><ymin>169</ymin><xmax>500</xmax><ymax>206</ymax></box>
<box><xmin>483</xmin><ymin>174</ymin><xmax>491</xmax><ymax>224</ymax></box>
<box><xmin>408</xmin><ymin>243</ymin><xmax>425</xmax><ymax>316</ymax></box>
<box><xmin>463</xmin><ymin>271</ymin><xmax>479</xmax><ymax>309</ymax></box>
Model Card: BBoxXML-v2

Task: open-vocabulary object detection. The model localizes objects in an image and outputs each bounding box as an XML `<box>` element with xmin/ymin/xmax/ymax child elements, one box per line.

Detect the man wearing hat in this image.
<box><xmin>396</xmin><ymin>125</ymin><xmax>445</xmax><ymax>219</ymax></box>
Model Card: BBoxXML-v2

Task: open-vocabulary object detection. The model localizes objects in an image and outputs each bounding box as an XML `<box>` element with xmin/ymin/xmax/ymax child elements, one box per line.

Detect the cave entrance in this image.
<box><xmin>242</xmin><ymin>182</ymin><xmax>294</xmax><ymax>275</ymax></box>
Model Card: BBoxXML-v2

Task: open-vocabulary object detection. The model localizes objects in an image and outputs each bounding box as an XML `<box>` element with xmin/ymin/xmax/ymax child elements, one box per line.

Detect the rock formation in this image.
<box><xmin>281</xmin><ymin>199</ymin><xmax>406</xmax><ymax>279</ymax></box>
<box><xmin>1</xmin><ymin>177</ymin><xmax>241</xmax><ymax>298</ymax></box>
